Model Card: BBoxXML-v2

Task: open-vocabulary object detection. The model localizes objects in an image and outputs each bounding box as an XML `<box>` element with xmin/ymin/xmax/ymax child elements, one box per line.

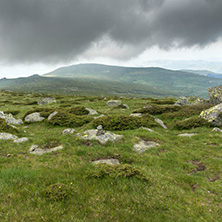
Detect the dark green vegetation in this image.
<box><xmin>1</xmin><ymin>64</ymin><xmax>222</xmax><ymax>98</ymax></box>
<box><xmin>0</xmin><ymin>91</ymin><xmax>222</xmax><ymax>221</ymax></box>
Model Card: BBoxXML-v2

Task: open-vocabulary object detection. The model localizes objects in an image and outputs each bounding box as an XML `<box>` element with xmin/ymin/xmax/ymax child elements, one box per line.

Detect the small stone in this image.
<box><xmin>86</xmin><ymin>108</ymin><xmax>98</xmax><ymax>115</ymax></box>
<box><xmin>178</xmin><ymin>133</ymin><xmax>198</xmax><ymax>137</ymax></box>
<box><xmin>212</xmin><ymin>127</ymin><xmax>222</xmax><ymax>132</ymax></box>
<box><xmin>48</xmin><ymin>111</ymin><xmax>58</xmax><ymax>120</ymax></box>
<box><xmin>92</xmin><ymin>159</ymin><xmax>120</xmax><ymax>165</ymax></box>
<box><xmin>93</xmin><ymin>114</ymin><xmax>105</xmax><ymax>119</ymax></box>
<box><xmin>140</xmin><ymin>127</ymin><xmax>154</xmax><ymax>132</ymax></box>
<box><xmin>122</xmin><ymin>104</ymin><xmax>129</xmax><ymax>109</ymax></box>
<box><xmin>130</xmin><ymin>113</ymin><xmax>142</xmax><ymax>117</ymax></box>
<box><xmin>7</xmin><ymin>154</ymin><xmax>11</xmax><ymax>157</ymax></box>
<box><xmin>154</xmin><ymin>117</ymin><xmax>168</xmax><ymax>129</ymax></box>
<box><xmin>62</xmin><ymin>128</ymin><xmax>75</xmax><ymax>134</ymax></box>
<box><xmin>96</xmin><ymin>125</ymin><xmax>104</xmax><ymax>136</ymax></box>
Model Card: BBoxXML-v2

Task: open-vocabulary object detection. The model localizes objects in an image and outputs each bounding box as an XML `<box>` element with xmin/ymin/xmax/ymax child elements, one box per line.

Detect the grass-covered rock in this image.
<box><xmin>93</xmin><ymin>115</ymin><xmax>158</xmax><ymax>130</ymax></box>
<box><xmin>0</xmin><ymin>118</ymin><xmax>18</xmax><ymax>134</ymax></box>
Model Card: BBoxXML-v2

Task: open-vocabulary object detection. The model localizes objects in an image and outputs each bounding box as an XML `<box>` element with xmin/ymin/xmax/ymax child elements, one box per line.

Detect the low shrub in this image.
<box><xmin>23</xmin><ymin>108</ymin><xmax>55</xmax><ymax>120</ymax></box>
<box><xmin>133</xmin><ymin>105</ymin><xmax>182</xmax><ymax>115</ymax></box>
<box><xmin>86</xmin><ymin>164</ymin><xmax>149</xmax><ymax>181</ymax></box>
<box><xmin>92</xmin><ymin>115</ymin><xmax>157</xmax><ymax>130</ymax></box>
<box><xmin>148</xmin><ymin>97</ymin><xmax>177</xmax><ymax>105</ymax></box>
<box><xmin>44</xmin><ymin>183</ymin><xmax>73</xmax><ymax>201</ymax></box>
<box><xmin>174</xmin><ymin>116</ymin><xmax>213</xmax><ymax>129</ymax></box>
<box><xmin>48</xmin><ymin>111</ymin><xmax>92</xmax><ymax>127</ymax></box>
<box><xmin>67</xmin><ymin>106</ymin><xmax>89</xmax><ymax>115</ymax></box>
<box><xmin>162</xmin><ymin>104</ymin><xmax>212</xmax><ymax>119</ymax></box>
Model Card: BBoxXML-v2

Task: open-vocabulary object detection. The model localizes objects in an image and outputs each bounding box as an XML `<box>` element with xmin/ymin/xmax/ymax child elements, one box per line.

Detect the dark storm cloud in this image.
<box><xmin>0</xmin><ymin>0</ymin><xmax>222</xmax><ymax>63</ymax></box>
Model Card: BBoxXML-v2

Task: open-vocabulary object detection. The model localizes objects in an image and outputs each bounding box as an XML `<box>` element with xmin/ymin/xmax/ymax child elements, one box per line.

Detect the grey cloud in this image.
<box><xmin>0</xmin><ymin>0</ymin><xmax>221</xmax><ymax>63</ymax></box>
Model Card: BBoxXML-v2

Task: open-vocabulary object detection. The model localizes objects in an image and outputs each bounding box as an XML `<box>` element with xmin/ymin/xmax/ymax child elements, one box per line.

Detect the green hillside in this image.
<box><xmin>0</xmin><ymin>74</ymin><xmax>177</xmax><ymax>98</ymax></box>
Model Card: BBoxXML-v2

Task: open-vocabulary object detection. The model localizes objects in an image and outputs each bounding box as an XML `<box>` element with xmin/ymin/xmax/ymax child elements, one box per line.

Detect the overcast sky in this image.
<box><xmin>0</xmin><ymin>0</ymin><xmax>222</xmax><ymax>78</ymax></box>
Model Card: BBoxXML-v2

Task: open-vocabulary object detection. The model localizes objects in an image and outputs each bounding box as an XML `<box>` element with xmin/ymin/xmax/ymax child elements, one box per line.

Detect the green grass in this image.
<box><xmin>0</xmin><ymin>90</ymin><xmax>222</xmax><ymax>221</ymax></box>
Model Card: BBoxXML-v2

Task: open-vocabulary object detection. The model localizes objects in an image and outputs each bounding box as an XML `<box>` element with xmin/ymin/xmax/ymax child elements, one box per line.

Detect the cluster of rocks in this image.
<box><xmin>0</xmin><ymin>132</ymin><xmax>28</xmax><ymax>143</ymax></box>
<box><xmin>0</xmin><ymin>111</ymin><xmax>23</xmax><ymax>125</ymax></box>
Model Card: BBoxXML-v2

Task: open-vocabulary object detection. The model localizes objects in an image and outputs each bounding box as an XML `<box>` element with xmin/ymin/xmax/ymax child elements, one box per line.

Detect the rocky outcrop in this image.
<box><xmin>200</xmin><ymin>103</ymin><xmax>222</xmax><ymax>126</ymax></box>
<box><xmin>76</xmin><ymin>125</ymin><xmax>123</xmax><ymax>144</ymax></box>
<box><xmin>29</xmin><ymin>144</ymin><xmax>63</xmax><ymax>155</ymax></box>
<box><xmin>0</xmin><ymin>111</ymin><xmax>23</xmax><ymax>125</ymax></box>
<box><xmin>107</xmin><ymin>100</ymin><xmax>121</xmax><ymax>107</ymax></box>
<box><xmin>25</xmin><ymin>112</ymin><xmax>45</xmax><ymax>123</ymax></box>
<box><xmin>37</xmin><ymin>97</ymin><xmax>56</xmax><ymax>105</ymax></box>
<box><xmin>134</xmin><ymin>140</ymin><xmax>159</xmax><ymax>154</ymax></box>
<box><xmin>192</xmin><ymin>98</ymin><xmax>208</xmax><ymax>106</ymax></box>
<box><xmin>92</xmin><ymin>159</ymin><xmax>120</xmax><ymax>165</ymax></box>
<box><xmin>209</xmin><ymin>86</ymin><xmax>222</xmax><ymax>105</ymax></box>
<box><xmin>175</xmin><ymin>96</ymin><xmax>190</xmax><ymax>106</ymax></box>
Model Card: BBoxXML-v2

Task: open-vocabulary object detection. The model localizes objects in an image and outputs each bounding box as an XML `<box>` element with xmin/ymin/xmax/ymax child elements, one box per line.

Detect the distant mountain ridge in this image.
<box><xmin>0</xmin><ymin>63</ymin><xmax>222</xmax><ymax>98</ymax></box>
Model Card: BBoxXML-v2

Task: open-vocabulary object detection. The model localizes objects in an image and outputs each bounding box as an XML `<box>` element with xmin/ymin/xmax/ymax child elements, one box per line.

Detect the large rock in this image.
<box><xmin>134</xmin><ymin>140</ymin><xmax>159</xmax><ymax>154</ymax></box>
<box><xmin>200</xmin><ymin>103</ymin><xmax>222</xmax><ymax>126</ymax></box>
<box><xmin>209</xmin><ymin>86</ymin><xmax>222</xmax><ymax>105</ymax></box>
<box><xmin>29</xmin><ymin>144</ymin><xmax>63</xmax><ymax>155</ymax></box>
<box><xmin>37</xmin><ymin>97</ymin><xmax>56</xmax><ymax>105</ymax></box>
<box><xmin>0</xmin><ymin>111</ymin><xmax>23</xmax><ymax>125</ymax></box>
<box><xmin>25</xmin><ymin>112</ymin><xmax>45</xmax><ymax>123</ymax></box>
<box><xmin>0</xmin><ymin>133</ymin><xmax>18</xmax><ymax>140</ymax></box>
<box><xmin>77</xmin><ymin>126</ymin><xmax>123</xmax><ymax>144</ymax></box>
<box><xmin>107</xmin><ymin>100</ymin><xmax>121</xmax><ymax>107</ymax></box>
<box><xmin>175</xmin><ymin>96</ymin><xmax>190</xmax><ymax>106</ymax></box>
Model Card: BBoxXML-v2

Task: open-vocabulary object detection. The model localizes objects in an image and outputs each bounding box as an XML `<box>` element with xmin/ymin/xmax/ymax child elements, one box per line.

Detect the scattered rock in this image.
<box><xmin>85</xmin><ymin>108</ymin><xmax>98</xmax><ymax>116</ymax></box>
<box><xmin>200</xmin><ymin>103</ymin><xmax>222</xmax><ymax>126</ymax></box>
<box><xmin>130</xmin><ymin>113</ymin><xmax>142</xmax><ymax>117</ymax></box>
<box><xmin>0</xmin><ymin>111</ymin><xmax>23</xmax><ymax>125</ymax></box>
<box><xmin>7</xmin><ymin>154</ymin><xmax>11</xmax><ymax>157</ymax></box>
<box><xmin>143</xmin><ymin>105</ymin><xmax>152</xmax><ymax>109</ymax></box>
<box><xmin>78</xmin><ymin>129</ymin><xmax>123</xmax><ymax>144</ymax></box>
<box><xmin>96</xmin><ymin>125</ymin><xmax>104</xmax><ymax>136</ymax></box>
<box><xmin>29</xmin><ymin>144</ymin><xmax>63</xmax><ymax>155</ymax></box>
<box><xmin>178</xmin><ymin>133</ymin><xmax>198</xmax><ymax>137</ymax></box>
<box><xmin>139</xmin><ymin>127</ymin><xmax>154</xmax><ymax>132</ymax></box>
<box><xmin>93</xmin><ymin>114</ymin><xmax>105</xmax><ymax>119</ymax></box>
<box><xmin>14</xmin><ymin>137</ymin><xmax>29</xmax><ymax>143</ymax></box>
<box><xmin>25</xmin><ymin>112</ymin><xmax>45</xmax><ymax>123</ymax></box>
<box><xmin>212</xmin><ymin>127</ymin><xmax>222</xmax><ymax>132</ymax></box>
<box><xmin>37</xmin><ymin>97</ymin><xmax>56</xmax><ymax>105</ymax></box>
<box><xmin>134</xmin><ymin>140</ymin><xmax>159</xmax><ymax>154</ymax></box>
<box><xmin>175</xmin><ymin>96</ymin><xmax>190</xmax><ymax>106</ymax></box>
<box><xmin>62</xmin><ymin>128</ymin><xmax>75</xmax><ymax>134</ymax></box>
<box><xmin>122</xmin><ymin>104</ymin><xmax>129</xmax><ymax>109</ymax></box>
<box><xmin>209</xmin><ymin>85</ymin><xmax>222</xmax><ymax>105</ymax></box>
<box><xmin>0</xmin><ymin>133</ymin><xmax>18</xmax><ymax>140</ymax></box>
<box><xmin>107</xmin><ymin>100</ymin><xmax>121</xmax><ymax>107</ymax></box>
<box><xmin>48</xmin><ymin>111</ymin><xmax>58</xmax><ymax>120</ymax></box>
<box><xmin>92</xmin><ymin>159</ymin><xmax>120</xmax><ymax>165</ymax></box>
<box><xmin>154</xmin><ymin>117</ymin><xmax>168</xmax><ymax>129</ymax></box>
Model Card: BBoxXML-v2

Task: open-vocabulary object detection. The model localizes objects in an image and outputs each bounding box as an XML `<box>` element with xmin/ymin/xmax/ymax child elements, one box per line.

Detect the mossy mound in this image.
<box><xmin>93</xmin><ymin>115</ymin><xmax>157</xmax><ymax>130</ymax></box>
<box><xmin>147</xmin><ymin>97</ymin><xmax>177</xmax><ymax>105</ymax></box>
<box><xmin>4</xmin><ymin>110</ymin><xmax>20</xmax><ymax>116</ymax></box>
<box><xmin>0</xmin><ymin>118</ymin><xmax>18</xmax><ymax>134</ymax></box>
<box><xmin>44</xmin><ymin>183</ymin><xmax>73</xmax><ymax>201</ymax></box>
<box><xmin>174</xmin><ymin>116</ymin><xmax>214</xmax><ymax>129</ymax></box>
<box><xmin>48</xmin><ymin>111</ymin><xmax>92</xmax><ymax>127</ymax></box>
<box><xmin>133</xmin><ymin>105</ymin><xmax>182</xmax><ymax>115</ymax></box>
<box><xmin>23</xmin><ymin>108</ymin><xmax>55</xmax><ymax>120</ymax></box>
<box><xmin>86</xmin><ymin>164</ymin><xmax>149</xmax><ymax>181</ymax></box>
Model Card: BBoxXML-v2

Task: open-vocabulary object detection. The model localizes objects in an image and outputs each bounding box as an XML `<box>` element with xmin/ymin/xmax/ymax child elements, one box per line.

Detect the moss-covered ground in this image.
<box><xmin>0</xmin><ymin>91</ymin><xmax>222</xmax><ymax>221</ymax></box>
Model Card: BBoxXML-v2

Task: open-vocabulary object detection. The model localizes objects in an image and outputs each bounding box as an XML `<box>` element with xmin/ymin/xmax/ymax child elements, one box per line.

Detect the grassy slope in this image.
<box><xmin>0</xmin><ymin>91</ymin><xmax>222</xmax><ymax>221</ymax></box>
<box><xmin>0</xmin><ymin>75</ymin><xmax>179</xmax><ymax>98</ymax></box>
